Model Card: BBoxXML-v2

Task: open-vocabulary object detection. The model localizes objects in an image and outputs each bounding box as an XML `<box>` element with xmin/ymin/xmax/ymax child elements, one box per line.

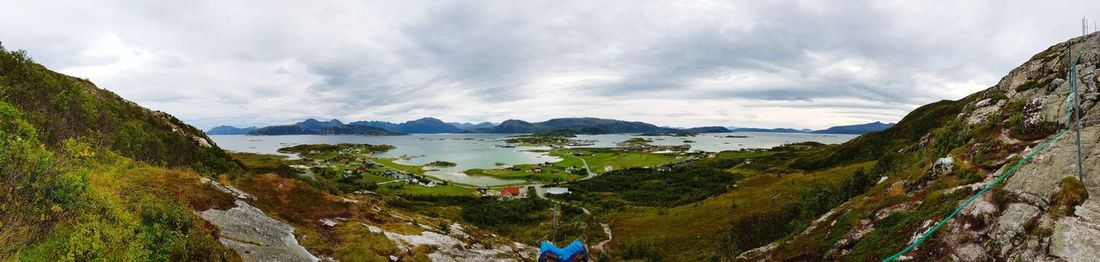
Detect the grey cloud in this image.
<box><xmin>2</xmin><ymin>0</ymin><xmax>1098</xmax><ymax>130</ymax></box>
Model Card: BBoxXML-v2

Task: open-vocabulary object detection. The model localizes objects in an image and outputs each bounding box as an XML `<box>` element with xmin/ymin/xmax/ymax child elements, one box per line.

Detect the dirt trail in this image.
<box><xmin>594</xmin><ymin>223</ymin><xmax>612</xmax><ymax>253</ymax></box>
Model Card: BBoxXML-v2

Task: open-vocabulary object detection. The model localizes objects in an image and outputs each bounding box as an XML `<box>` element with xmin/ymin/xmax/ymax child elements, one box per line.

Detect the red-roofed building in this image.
<box><xmin>501</xmin><ymin>187</ymin><xmax>522</xmax><ymax>198</ymax></box>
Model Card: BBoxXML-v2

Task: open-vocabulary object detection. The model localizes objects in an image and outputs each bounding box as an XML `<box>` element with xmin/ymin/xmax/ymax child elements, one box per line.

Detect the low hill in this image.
<box><xmin>682</xmin><ymin>126</ymin><xmax>732</xmax><ymax>133</ymax></box>
<box><xmin>206</xmin><ymin>125</ymin><xmax>257</xmax><ymax>135</ymax></box>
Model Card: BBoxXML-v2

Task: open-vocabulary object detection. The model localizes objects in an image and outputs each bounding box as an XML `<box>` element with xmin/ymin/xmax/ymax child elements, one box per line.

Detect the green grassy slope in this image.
<box><xmin>0</xmin><ymin>44</ymin><xmax>238</xmax><ymax>174</ymax></box>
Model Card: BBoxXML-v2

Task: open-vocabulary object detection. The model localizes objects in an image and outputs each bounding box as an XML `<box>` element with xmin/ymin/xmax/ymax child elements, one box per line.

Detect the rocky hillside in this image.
<box><xmin>741</xmin><ymin>33</ymin><xmax>1100</xmax><ymax>261</ymax></box>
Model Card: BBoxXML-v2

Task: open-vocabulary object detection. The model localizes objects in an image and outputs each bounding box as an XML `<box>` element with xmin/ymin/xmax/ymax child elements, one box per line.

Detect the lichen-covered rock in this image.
<box><xmin>994</xmin><ymin>203</ymin><xmax>1040</xmax><ymax>253</ymax></box>
<box><xmin>201</xmin><ymin>200</ymin><xmax>319</xmax><ymax>262</ymax></box>
<box><xmin>1050</xmin><ymin>217</ymin><xmax>1100</xmax><ymax>262</ymax></box>
<box><xmin>933</xmin><ymin>156</ymin><xmax>954</xmax><ymax>176</ymax></box>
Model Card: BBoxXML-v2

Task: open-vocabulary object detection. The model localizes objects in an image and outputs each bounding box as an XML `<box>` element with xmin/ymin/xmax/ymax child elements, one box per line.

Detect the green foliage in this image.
<box><xmin>988</xmin><ymin>92</ymin><xmax>1008</xmax><ymax>104</ymax></box>
<box><xmin>463</xmin><ymin>198</ymin><xmax>536</xmax><ymax>226</ymax></box>
<box><xmin>0</xmin><ymin>102</ymin><xmax>90</xmax><ymax>256</ymax></box>
<box><xmin>1014</xmin><ymin>80</ymin><xmax>1044</xmax><ymax>93</ymax></box>
<box><xmin>10</xmin><ymin>148</ymin><xmax>235</xmax><ymax>261</ymax></box>
<box><xmin>621</xmin><ymin>242</ymin><xmax>664</xmax><ymax>261</ymax></box>
<box><xmin>722</xmin><ymin>209</ymin><xmax>796</xmax><ymax>254</ymax></box>
<box><xmin>929</xmin><ymin>120</ymin><xmax>972</xmax><ymax>157</ymax></box>
<box><xmin>135</xmin><ymin>196</ymin><xmax>230</xmax><ymax>261</ymax></box>
<box><xmin>461</xmin><ymin>197</ymin><xmax>554</xmax><ymax>227</ymax></box>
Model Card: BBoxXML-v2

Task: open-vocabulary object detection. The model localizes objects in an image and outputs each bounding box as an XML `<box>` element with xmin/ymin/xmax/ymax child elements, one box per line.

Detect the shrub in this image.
<box><xmin>0</xmin><ymin>102</ymin><xmax>89</xmax><ymax>256</ymax></box>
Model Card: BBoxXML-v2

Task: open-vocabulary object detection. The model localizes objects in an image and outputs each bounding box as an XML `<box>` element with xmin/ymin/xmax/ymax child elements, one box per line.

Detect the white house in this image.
<box><xmin>546</xmin><ymin>187</ymin><xmax>571</xmax><ymax>195</ymax></box>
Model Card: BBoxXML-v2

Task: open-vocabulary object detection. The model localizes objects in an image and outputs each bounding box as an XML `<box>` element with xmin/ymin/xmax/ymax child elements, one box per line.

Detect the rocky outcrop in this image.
<box><xmin>201</xmin><ymin>201</ymin><xmax>319</xmax><ymax>262</ymax></box>
<box><xmin>945</xmin><ymin>32</ymin><xmax>1100</xmax><ymax>262</ymax></box>
<box><xmin>198</xmin><ymin>178</ymin><xmax>317</xmax><ymax>262</ymax></box>
<box><xmin>362</xmin><ymin>223</ymin><xmax>536</xmax><ymax>261</ymax></box>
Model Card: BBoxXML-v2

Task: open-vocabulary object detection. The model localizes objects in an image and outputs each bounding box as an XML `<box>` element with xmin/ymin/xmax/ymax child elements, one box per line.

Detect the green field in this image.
<box><xmin>463</xmin><ymin>148</ymin><xmax>678</xmax><ymax>183</ymax></box>
<box><xmin>465</xmin><ymin>163</ymin><xmax>584</xmax><ymax>183</ymax></box>
<box><xmin>373</xmin><ymin>158</ymin><xmax>427</xmax><ymax>175</ymax></box>
<box><xmin>555</xmin><ymin>148</ymin><xmax>678</xmax><ymax>172</ymax></box>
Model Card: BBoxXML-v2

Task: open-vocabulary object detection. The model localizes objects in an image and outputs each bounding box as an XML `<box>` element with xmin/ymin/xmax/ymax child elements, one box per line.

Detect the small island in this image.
<box><xmin>277</xmin><ymin>143</ymin><xmax>395</xmax><ymax>158</ymax></box>
<box><xmin>503</xmin><ymin>133</ymin><xmax>595</xmax><ymax>147</ymax></box>
<box><xmin>425</xmin><ymin>160</ymin><xmax>458</xmax><ymax>167</ymax></box>
<box><xmin>637</xmin><ymin>132</ymin><xmax>696</xmax><ymax>137</ymax></box>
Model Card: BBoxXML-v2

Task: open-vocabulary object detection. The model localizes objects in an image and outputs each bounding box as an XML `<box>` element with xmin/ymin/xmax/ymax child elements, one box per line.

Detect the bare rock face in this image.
<box><xmin>968</xmin><ymin>99</ymin><xmax>1005</xmax><ymax>124</ymax></box>
<box><xmin>362</xmin><ymin>223</ymin><xmax>536</xmax><ymax>261</ymax></box>
<box><xmin>994</xmin><ymin>203</ymin><xmax>1040</xmax><ymax>253</ymax></box>
<box><xmin>1050</xmin><ymin>217</ymin><xmax>1100</xmax><ymax>262</ymax></box>
<box><xmin>201</xmin><ymin>200</ymin><xmax>319</xmax><ymax>262</ymax></box>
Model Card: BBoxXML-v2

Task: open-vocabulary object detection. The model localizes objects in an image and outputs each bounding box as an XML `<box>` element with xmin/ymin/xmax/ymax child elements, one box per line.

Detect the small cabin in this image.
<box><xmin>501</xmin><ymin>187</ymin><xmax>522</xmax><ymax>198</ymax></box>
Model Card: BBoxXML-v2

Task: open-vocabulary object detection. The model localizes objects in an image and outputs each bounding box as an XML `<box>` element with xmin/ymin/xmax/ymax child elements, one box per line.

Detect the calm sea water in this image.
<box><xmin>210</xmin><ymin>132</ymin><xmax>857</xmax><ymax>186</ymax></box>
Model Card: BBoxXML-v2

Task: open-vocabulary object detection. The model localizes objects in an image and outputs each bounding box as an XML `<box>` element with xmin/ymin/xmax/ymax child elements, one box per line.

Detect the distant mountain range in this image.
<box><xmin>249</xmin><ymin>119</ymin><xmax>405</xmax><ymax>136</ymax></box>
<box><xmin>206</xmin><ymin>125</ymin><xmax>257</xmax><ymax>135</ymax></box>
<box><xmin>481</xmin><ymin>118</ymin><xmax>680</xmax><ymax>134</ymax></box>
<box><xmin>211</xmin><ymin>118</ymin><xmax>894</xmax><ymax>136</ymax></box>
<box><xmin>810</xmin><ymin>121</ymin><xmax>895</xmax><ymax>134</ymax></box>
<box><xmin>729</xmin><ymin>127</ymin><xmax>811</xmax><ymax>133</ymax></box>
<box><xmin>447</xmin><ymin>121</ymin><xmax>495</xmax><ymax>131</ymax></box>
<box><xmin>729</xmin><ymin>121</ymin><xmax>895</xmax><ymax>134</ymax></box>
<box><xmin>349</xmin><ymin>117</ymin><xmax>461</xmax><ymax>133</ymax></box>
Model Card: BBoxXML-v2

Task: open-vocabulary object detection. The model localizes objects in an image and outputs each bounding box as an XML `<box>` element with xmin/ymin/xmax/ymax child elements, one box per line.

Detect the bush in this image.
<box><xmin>621</xmin><ymin>242</ymin><xmax>663</xmax><ymax>262</ymax></box>
<box><xmin>0</xmin><ymin>102</ymin><xmax>89</xmax><ymax>256</ymax></box>
<box><xmin>461</xmin><ymin>198</ymin><xmax>551</xmax><ymax>227</ymax></box>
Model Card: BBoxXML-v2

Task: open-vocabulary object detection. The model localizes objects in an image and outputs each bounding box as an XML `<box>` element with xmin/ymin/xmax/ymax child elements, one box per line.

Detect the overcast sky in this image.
<box><xmin>2</xmin><ymin>1</ymin><xmax>1098</xmax><ymax>129</ymax></box>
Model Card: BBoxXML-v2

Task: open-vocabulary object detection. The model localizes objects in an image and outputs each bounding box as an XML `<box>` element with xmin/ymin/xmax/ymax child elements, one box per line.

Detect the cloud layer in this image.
<box><xmin>2</xmin><ymin>0</ymin><xmax>1098</xmax><ymax>129</ymax></box>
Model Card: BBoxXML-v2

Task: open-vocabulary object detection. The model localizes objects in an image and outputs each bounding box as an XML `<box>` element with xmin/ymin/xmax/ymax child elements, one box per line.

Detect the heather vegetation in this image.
<box><xmin>0</xmin><ymin>101</ymin><xmax>236</xmax><ymax>261</ymax></box>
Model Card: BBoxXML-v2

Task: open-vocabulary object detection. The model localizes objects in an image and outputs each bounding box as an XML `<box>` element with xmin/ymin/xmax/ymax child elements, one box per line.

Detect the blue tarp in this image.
<box><xmin>538</xmin><ymin>240</ymin><xmax>589</xmax><ymax>262</ymax></box>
